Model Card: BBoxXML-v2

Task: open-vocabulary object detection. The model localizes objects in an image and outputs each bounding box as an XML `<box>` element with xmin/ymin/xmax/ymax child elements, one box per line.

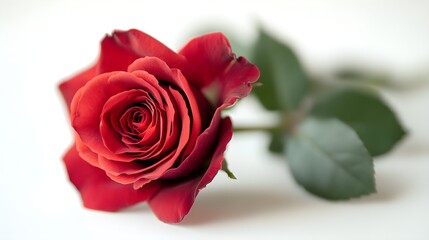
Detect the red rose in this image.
<box><xmin>59</xmin><ymin>29</ymin><xmax>259</xmax><ymax>223</ymax></box>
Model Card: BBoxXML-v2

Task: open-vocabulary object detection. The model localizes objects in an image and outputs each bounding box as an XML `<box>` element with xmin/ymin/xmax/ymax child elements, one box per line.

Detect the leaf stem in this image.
<box><xmin>233</xmin><ymin>125</ymin><xmax>281</xmax><ymax>133</ymax></box>
<box><xmin>233</xmin><ymin>111</ymin><xmax>298</xmax><ymax>133</ymax></box>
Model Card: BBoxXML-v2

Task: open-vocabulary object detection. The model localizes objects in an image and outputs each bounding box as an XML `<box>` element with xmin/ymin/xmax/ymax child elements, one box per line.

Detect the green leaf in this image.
<box><xmin>311</xmin><ymin>87</ymin><xmax>406</xmax><ymax>156</ymax></box>
<box><xmin>222</xmin><ymin>159</ymin><xmax>237</xmax><ymax>180</ymax></box>
<box><xmin>286</xmin><ymin>117</ymin><xmax>376</xmax><ymax>200</ymax></box>
<box><xmin>252</xmin><ymin>28</ymin><xmax>309</xmax><ymax>112</ymax></box>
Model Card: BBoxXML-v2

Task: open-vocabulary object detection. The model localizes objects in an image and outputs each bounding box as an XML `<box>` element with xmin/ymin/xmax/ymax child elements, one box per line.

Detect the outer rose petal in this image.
<box><xmin>97</xmin><ymin>34</ymin><xmax>141</xmax><ymax>73</ymax></box>
<box><xmin>148</xmin><ymin>117</ymin><xmax>233</xmax><ymax>223</ymax></box>
<box><xmin>179</xmin><ymin>33</ymin><xmax>260</xmax><ymax>107</ymax></box>
<box><xmin>179</xmin><ymin>32</ymin><xmax>233</xmax><ymax>89</ymax></box>
<box><xmin>218</xmin><ymin>57</ymin><xmax>260</xmax><ymax>108</ymax></box>
<box><xmin>63</xmin><ymin>144</ymin><xmax>160</xmax><ymax>211</ymax></box>
<box><xmin>59</xmin><ymin>65</ymin><xmax>97</xmax><ymax>109</ymax></box>
<box><xmin>100</xmin><ymin>29</ymin><xmax>191</xmax><ymax>75</ymax></box>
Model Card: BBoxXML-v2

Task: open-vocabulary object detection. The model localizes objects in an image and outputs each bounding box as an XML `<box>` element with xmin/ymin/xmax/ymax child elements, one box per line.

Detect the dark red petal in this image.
<box><xmin>161</xmin><ymin>110</ymin><xmax>221</xmax><ymax>179</ymax></box>
<box><xmin>179</xmin><ymin>33</ymin><xmax>233</xmax><ymax>89</ymax></box>
<box><xmin>217</xmin><ymin>56</ymin><xmax>260</xmax><ymax>108</ymax></box>
<box><xmin>103</xmin><ymin>29</ymin><xmax>191</xmax><ymax>74</ymax></box>
<box><xmin>59</xmin><ymin>65</ymin><xmax>97</xmax><ymax>110</ymax></box>
<box><xmin>179</xmin><ymin>33</ymin><xmax>260</xmax><ymax>107</ymax></box>
<box><xmin>97</xmin><ymin>34</ymin><xmax>141</xmax><ymax>73</ymax></box>
<box><xmin>63</xmin><ymin>144</ymin><xmax>160</xmax><ymax>211</ymax></box>
<box><xmin>148</xmin><ymin>117</ymin><xmax>233</xmax><ymax>223</ymax></box>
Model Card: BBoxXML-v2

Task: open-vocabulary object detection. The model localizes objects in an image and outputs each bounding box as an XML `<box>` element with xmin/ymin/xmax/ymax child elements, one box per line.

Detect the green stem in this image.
<box><xmin>233</xmin><ymin>125</ymin><xmax>281</xmax><ymax>133</ymax></box>
<box><xmin>232</xmin><ymin>110</ymin><xmax>306</xmax><ymax>134</ymax></box>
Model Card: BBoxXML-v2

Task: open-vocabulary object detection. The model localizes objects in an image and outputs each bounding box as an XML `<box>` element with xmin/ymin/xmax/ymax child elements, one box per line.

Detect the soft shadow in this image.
<box><xmin>120</xmin><ymin>202</ymin><xmax>151</xmax><ymax>214</ymax></box>
<box><xmin>118</xmin><ymin>165</ymin><xmax>408</xmax><ymax>221</ymax></box>
<box><xmin>390</xmin><ymin>136</ymin><xmax>429</xmax><ymax>157</ymax></box>
<box><xmin>181</xmin><ymin>189</ymin><xmax>294</xmax><ymax>226</ymax></box>
<box><xmin>358</xmin><ymin>170</ymin><xmax>407</xmax><ymax>203</ymax></box>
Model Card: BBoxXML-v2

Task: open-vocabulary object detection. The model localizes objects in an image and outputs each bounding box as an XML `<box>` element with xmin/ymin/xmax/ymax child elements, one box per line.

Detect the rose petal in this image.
<box><xmin>59</xmin><ymin>65</ymin><xmax>97</xmax><ymax>110</ymax></box>
<box><xmin>179</xmin><ymin>33</ymin><xmax>233</xmax><ymax>89</ymax></box>
<box><xmin>75</xmin><ymin>134</ymin><xmax>100</xmax><ymax>168</ymax></box>
<box><xmin>218</xmin><ymin>56</ymin><xmax>260</xmax><ymax>108</ymax></box>
<box><xmin>161</xmin><ymin>110</ymin><xmax>221</xmax><ymax>179</ymax></box>
<box><xmin>63</xmin><ymin>144</ymin><xmax>160</xmax><ymax>211</ymax></box>
<box><xmin>179</xmin><ymin>33</ymin><xmax>259</xmax><ymax>107</ymax></box>
<box><xmin>148</xmin><ymin>117</ymin><xmax>233</xmax><ymax>223</ymax></box>
<box><xmin>97</xmin><ymin>34</ymin><xmax>141</xmax><ymax>73</ymax></box>
<box><xmin>103</xmin><ymin>29</ymin><xmax>191</xmax><ymax>74</ymax></box>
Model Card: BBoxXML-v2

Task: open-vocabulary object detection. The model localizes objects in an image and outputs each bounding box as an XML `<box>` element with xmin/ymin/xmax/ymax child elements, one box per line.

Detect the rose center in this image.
<box><xmin>132</xmin><ymin>111</ymin><xmax>144</xmax><ymax>123</ymax></box>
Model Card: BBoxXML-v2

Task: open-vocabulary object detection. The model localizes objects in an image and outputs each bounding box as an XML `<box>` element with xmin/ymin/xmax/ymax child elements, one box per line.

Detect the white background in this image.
<box><xmin>1</xmin><ymin>0</ymin><xmax>429</xmax><ymax>239</ymax></box>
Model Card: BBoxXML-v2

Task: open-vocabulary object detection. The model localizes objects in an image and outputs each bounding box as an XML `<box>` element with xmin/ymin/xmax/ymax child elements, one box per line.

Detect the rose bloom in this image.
<box><xmin>59</xmin><ymin>29</ymin><xmax>259</xmax><ymax>223</ymax></box>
